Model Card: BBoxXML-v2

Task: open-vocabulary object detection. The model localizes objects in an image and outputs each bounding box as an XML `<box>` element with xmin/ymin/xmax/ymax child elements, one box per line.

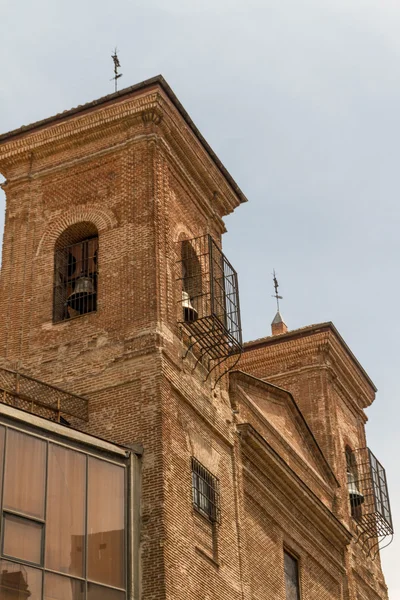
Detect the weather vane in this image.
<box><xmin>272</xmin><ymin>269</ymin><xmax>283</xmax><ymax>311</ymax></box>
<box><xmin>111</xmin><ymin>48</ymin><xmax>123</xmax><ymax>92</ymax></box>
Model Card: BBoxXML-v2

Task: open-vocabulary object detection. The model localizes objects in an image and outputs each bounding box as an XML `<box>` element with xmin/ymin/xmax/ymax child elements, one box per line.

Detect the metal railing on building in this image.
<box><xmin>0</xmin><ymin>367</ymin><xmax>89</xmax><ymax>424</ymax></box>
<box><xmin>347</xmin><ymin>447</ymin><xmax>394</xmax><ymax>557</ymax></box>
<box><xmin>177</xmin><ymin>235</ymin><xmax>243</xmax><ymax>384</ymax></box>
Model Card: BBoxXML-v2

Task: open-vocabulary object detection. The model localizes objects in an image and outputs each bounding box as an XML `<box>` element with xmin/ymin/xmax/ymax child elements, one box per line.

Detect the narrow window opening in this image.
<box><xmin>284</xmin><ymin>550</ymin><xmax>300</xmax><ymax>600</ymax></box>
<box><xmin>181</xmin><ymin>241</ymin><xmax>201</xmax><ymax>323</ymax></box>
<box><xmin>346</xmin><ymin>446</ymin><xmax>364</xmax><ymax>520</ymax></box>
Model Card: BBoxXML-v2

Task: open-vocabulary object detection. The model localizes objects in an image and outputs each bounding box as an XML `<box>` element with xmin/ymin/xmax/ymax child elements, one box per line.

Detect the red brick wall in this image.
<box><xmin>0</xmin><ymin>85</ymin><xmax>389</xmax><ymax>599</ymax></box>
<box><xmin>239</xmin><ymin>328</ymin><xmax>389</xmax><ymax>599</ymax></box>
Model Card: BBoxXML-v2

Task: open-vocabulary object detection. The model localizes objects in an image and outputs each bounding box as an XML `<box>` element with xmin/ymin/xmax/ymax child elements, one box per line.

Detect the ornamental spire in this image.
<box><xmin>271</xmin><ymin>269</ymin><xmax>288</xmax><ymax>335</ymax></box>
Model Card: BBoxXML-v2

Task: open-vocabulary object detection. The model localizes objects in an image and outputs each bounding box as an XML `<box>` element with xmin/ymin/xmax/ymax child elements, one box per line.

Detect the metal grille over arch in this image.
<box><xmin>177</xmin><ymin>235</ymin><xmax>242</xmax><ymax>383</ymax></box>
<box><xmin>346</xmin><ymin>447</ymin><xmax>394</xmax><ymax>557</ymax></box>
<box><xmin>53</xmin><ymin>222</ymin><xmax>99</xmax><ymax>322</ymax></box>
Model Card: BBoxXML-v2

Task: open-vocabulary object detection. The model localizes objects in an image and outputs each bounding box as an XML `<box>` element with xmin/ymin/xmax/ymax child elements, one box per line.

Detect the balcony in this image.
<box><xmin>177</xmin><ymin>235</ymin><xmax>242</xmax><ymax>377</ymax></box>
<box><xmin>0</xmin><ymin>368</ymin><xmax>88</xmax><ymax>425</ymax></box>
<box><xmin>347</xmin><ymin>447</ymin><xmax>393</xmax><ymax>557</ymax></box>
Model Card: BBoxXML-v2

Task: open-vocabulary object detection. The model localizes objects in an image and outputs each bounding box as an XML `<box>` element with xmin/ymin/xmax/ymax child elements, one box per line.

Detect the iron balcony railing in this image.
<box><xmin>346</xmin><ymin>447</ymin><xmax>393</xmax><ymax>557</ymax></box>
<box><xmin>177</xmin><ymin>235</ymin><xmax>242</xmax><ymax>361</ymax></box>
<box><xmin>0</xmin><ymin>368</ymin><xmax>88</xmax><ymax>424</ymax></box>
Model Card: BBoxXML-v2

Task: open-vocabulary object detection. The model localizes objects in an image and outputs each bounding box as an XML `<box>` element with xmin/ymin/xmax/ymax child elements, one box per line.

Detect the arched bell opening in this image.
<box><xmin>53</xmin><ymin>222</ymin><xmax>99</xmax><ymax>322</ymax></box>
<box><xmin>345</xmin><ymin>446</ymin><xmax>364</xmax><ymax>521</ymax></box>
<box><xmin>344</xmin><ymin>446</ymin><xmax>394</xmax><ymax>557</ymax></box>
<box><xmin>176</xmin><ymin>235</ymin><xmax>243</xmax><ymax>387</ymax></box>
<box><xmin>181</xmin><ymin>240</ymin><xmax>202</xmax><ymax>323</ymax></box>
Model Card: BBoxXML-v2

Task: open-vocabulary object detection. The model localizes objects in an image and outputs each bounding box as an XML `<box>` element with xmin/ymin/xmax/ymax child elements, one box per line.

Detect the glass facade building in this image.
<box><xmin>0</xmin><ymin>414</ymin><xmax>137</xmax><ymax>600</ymax></box>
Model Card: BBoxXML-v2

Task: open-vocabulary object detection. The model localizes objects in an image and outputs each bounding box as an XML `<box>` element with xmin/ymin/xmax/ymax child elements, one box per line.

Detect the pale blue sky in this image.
<box><xmin>1</xmin><ymin>0</ymin><xmax>399</xmax><ymax>595</ymax></box>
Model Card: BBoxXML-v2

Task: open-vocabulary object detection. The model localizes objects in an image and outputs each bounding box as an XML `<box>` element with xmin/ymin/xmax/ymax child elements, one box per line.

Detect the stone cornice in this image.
<box><xmin>0</xmin><ymin>77</ymin><xmax>247</xmax><ymax>215</ymax></box>
<box><xmin>261</xmin><ymin>363</ymin><xmax>368</xmax><ymax>422</ymax></box>
<box><xmin>243</xmin><ymin>473</ymin><xmax>347</xmax><ymax>573</ymax></box>
<box><xmin>238</xmin><ymin>422</ymin><xmax>352</xmax><ymax>550</ymax></box>
<box><xmin>155</xmin><ymin>93</ymin><xmax>240</xmax><ymax>218</ymax></box>
<box><xmin>1</xmin><ymin>129</ymin><xmax>226</xmax><ymax>236</ymax></box>
<box><xmin>242</xmin><ymin>323</ymin><xmax>376</xmax><ymax>409</ymax></box>
<box><xmin>0</xmin><ymin>94</ymin><xmax>158</xmax><ymax>166</ymax></box>
<box><xmin>2</xmin><ymin>132</ymin><xmax>153</xmax><ymax>186</ymax></box>
<box><xmin>160</xmin><ymin>147</ymin><xmax>226</xmax><ymax>233</ymax></box>
<box><xmin>230</xmin><ymin>370</ymin><xmax>339</xmax><ymax>490</ymax></box>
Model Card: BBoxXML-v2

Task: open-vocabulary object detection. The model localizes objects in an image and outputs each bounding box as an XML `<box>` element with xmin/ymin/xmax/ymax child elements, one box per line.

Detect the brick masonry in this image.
<box><xmin>0</xmin><ymin>78</ymin><xmax>390</xmax><ymax>599</ymax></box>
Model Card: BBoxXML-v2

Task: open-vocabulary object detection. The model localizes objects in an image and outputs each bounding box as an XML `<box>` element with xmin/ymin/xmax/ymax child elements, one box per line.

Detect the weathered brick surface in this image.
<box><xmin>239</xmin><ymin>324</ymin><xmax>389</xmax><ymax>599</ymax></box>
<box><xmin>0</xmin><ymin>81</ymin><xmax>390</xmax><ymax>599</ymax></box>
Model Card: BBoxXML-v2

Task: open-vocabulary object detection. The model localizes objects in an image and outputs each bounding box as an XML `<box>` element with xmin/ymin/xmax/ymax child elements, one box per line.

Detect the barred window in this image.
<box><xmin>284</xmin><ymin>551</ymin><xmax>300</xmax><ymax>600</ymax></box>
<box><xmin>191</xmin><ymin>458</ymin><xmax>220</xmax><ymax>523</ymax></box>
<box><xmin>53</xmin><ymin>223</ymin><xmax>98</xmax><ymax>322</ymax></box>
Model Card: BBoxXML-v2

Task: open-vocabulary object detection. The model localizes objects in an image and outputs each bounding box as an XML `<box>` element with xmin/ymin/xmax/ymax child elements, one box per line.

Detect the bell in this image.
<box><xmin>67</xmin><ymin>276</ymin><xmax>96</xmax><ymax>315</ymax></box>
<box><xmin>182</xmin><ymin>291</ymin><xmax>198</xmax><ymax>322</ymax></box>
<box><xmin>347</xmin><ymin>471</ymin><xmax>364</xmax><ymax>507</ymax></box>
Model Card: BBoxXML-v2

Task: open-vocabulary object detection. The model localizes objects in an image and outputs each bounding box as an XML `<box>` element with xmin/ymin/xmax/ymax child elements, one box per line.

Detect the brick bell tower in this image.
<box><xmin>0</xmin><ymin>77</ymin><xmax>248</xmax><ymax>599</ymax></box>
<box><xmin>0</xmin><ymin>76</ymin><xmax>245</xmax><ymax>388</ymax></box>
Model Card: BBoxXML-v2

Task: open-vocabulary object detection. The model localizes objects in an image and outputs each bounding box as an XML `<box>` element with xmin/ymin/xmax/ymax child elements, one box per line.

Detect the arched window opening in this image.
<box><xmin>343</xmin><ymin>446</ymin><xmax>393</xmax><ymax>557</ymax></box>
<box><xmin>176</xmin><ymin>235</ymin><xmax>242</xmax><ymax>386</ymax></box>
<box><xmin>53</xmin><ymin>223</ymin><xmax>98</xmax><ymax>322</ymax></box>
<box><xmin>181</xmin><ymin>240</ymin><xmax>202</xmax><ymax>323</ymax></box>
<box><xmin>345</xmin><ymin>446</ymin><xmax>364</xmax><ymax>520</ymax></box>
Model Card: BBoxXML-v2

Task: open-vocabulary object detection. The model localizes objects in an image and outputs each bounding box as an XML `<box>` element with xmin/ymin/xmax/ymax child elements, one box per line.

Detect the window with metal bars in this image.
<box><xmin>343</xmin><ymin>447</ymin><xmax>393</xmax><ymax>556</ymax></box>
<box><xmin>191</xmin><ymin>458</ymin><xmax>220</xmax><ymax>523</ymax></box>
<box><xmin>177</xmin><ymin>235</ymin><xmax>242</xmax><ymax>359</ymax></box>
<box><xmin>53</xmin><ymin>228</ymin><xmax>98</xmax><ymax>322</ymax></box>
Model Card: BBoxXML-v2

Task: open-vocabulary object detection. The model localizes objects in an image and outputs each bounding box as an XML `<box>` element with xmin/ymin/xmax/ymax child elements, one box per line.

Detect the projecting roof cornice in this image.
<box><xmin>238</xmin><ymin>422</ymin><xmax>352</xmax><ymax>552</ymax></box>
<box><xmin>230</xmin><ymin>370</ymin><xmax>339</xmax><ymax>489</ymax></box>
<box><xmin>244</xmin><ymin>322</ymin><xmax>376</xmax><ymax>410</ymax></box>
<box><xmin>0</xmin><ymin>76</ymin><xmax>247</xmax><ymax>218</ymax></box>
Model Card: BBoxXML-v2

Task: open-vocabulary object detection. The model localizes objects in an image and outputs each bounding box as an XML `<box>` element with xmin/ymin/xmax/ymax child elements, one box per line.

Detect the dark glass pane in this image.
<box><xmin>3</xmin><ymin>514</ymin><xmax>43</xmax><ymax>565</ymax></box>
<box><xmin>44</xmin><ymin>572</ymin><xmax>85</xmax><ymax>600</ymax></box>
<box><xmin>284</xmin><ymin>551</ymin><xmax>300</xmax><ymax>600</ymax></box>
<box><xmin>4</xmin><ymin>429</ymin><xmax>46</xmax><ymax>519</ymax></box>
<box><xmin>87</xmin><ymin>583</ymin><xmax>125</xmax><ymax>600</ymax></box>
<box><xmin>46</xmin><ymin>444</ymin><xmax>86</xmax><ymax>576</ymax></box>
<box><xmin>0</xmin><ymin>559</ymin><xmax>42</xmax><ymax>600</ymax></box>
<box><xmin>87</xmin><ymin>458</ymin><xmax>125</xmax><ymax>588</ymax></box>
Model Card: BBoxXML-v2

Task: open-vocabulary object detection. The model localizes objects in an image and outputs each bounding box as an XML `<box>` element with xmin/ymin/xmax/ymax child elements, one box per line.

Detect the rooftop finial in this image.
<box><xmin>111</xmin><ymin>48</ymin><xmax>123</xmax><ymax>92</ymax></box>
<box><xmin>272</xmin><ymin>269</ymin><xmax>283</xmax><ymax>312</ymax></box>
<box><xmin>271</xmin><ymin>269</ymin><xmax>288</xmax><ymax>335</ymax></box>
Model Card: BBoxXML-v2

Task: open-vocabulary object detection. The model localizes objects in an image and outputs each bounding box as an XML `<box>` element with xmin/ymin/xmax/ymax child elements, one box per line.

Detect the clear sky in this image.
<box><xmin>1</xmin><ymin>0</ymin><xmax>399</xmax><ymax>595</ymax></box>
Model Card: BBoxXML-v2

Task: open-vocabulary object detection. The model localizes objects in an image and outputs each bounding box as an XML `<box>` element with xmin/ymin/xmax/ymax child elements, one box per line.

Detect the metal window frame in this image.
<box><xmin>0</xmin><ymin>419</ymin><xmax>133</xmax><ymax>600</ymax></box>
